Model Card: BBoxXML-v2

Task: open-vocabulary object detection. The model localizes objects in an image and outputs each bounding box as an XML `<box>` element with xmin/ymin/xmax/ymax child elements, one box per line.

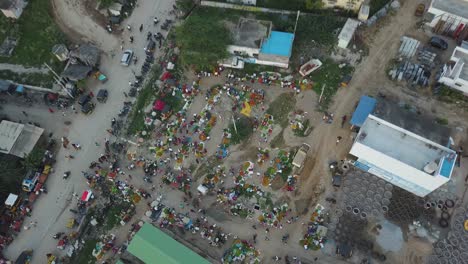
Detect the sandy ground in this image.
<box><xmin>2</xmin><ymin>0</ymin><xmax>175</xmax><ymax>262</ymax></box>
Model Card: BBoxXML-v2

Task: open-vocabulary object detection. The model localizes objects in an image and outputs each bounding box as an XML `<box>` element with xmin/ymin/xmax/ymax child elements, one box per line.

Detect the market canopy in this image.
<box><xmin>127</xmin><ymin>222</ymin><xmax>210</xmax><ymax>264</ymax></box>
<box><xmin>153</xmin><ymin>100</ymin><xmax>166</xmax><ymax>111</ymax></box>
<box><xmin>350</xmin><ymin>95</ymin><xmax>376</xmax><ymax>127</ymax></box>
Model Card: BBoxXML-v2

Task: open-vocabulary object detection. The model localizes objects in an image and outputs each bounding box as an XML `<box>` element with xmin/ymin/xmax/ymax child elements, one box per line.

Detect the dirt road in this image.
<box><xmin>3</xmin><ymin>0</ymin><xmax>175</xmax><ymax>262</ymax></box>
<box><xmin>51</xmin><ymin>0</ymin><xmax>118</xmax><ymax>51</ymax></box>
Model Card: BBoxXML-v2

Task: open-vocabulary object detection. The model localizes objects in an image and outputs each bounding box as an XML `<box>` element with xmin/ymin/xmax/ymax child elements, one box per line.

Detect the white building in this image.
<box><xmin>0</xmin><ymin>120</ymin><xmax>44</xmax><ymax>158</ymax></box>
<box><xmin>350</xmin><ymin>115</ymin><xmax>456</xmax><ymax>197</ymax></box>
<box><xmin>438</xmin><ymin>44</ymin><xmax>468</xmax><ymax>94</ymax></box>
<box><xmin>0</xmin><ymin>0</ymin><xmax>27</xmax><ymax>19</ymax></box>
<box><xmin>426</xmin><ymin>0</ymin><xmax>468</xmax><ymax>36</ymax></box>
<box><xmin>337</xmin><ymin>18</ymin><xmax>360</xmax><ymax>49</ymax></box>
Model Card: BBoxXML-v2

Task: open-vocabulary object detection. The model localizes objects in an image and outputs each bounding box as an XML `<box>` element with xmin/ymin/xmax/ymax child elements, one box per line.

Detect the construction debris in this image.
<box><xmin>399</xmin><ymin>36</ymin><xmax>420</xmax><ymax>58</ymax></box>
<box><xmin>389</xmin><ymin>61</ymin><xmax>431</xmax><ymax>87</ymax></box>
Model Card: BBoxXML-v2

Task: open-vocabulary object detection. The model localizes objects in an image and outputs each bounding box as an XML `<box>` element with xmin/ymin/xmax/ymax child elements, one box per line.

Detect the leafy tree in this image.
<box><xmin>176</xmin><ymin>0</ymin><xmax>195</xmax><ymax>13</ymax></box>
<box><xmin>0</xmin><ymin>154</ymin><xmax>24</xmax><ymax>200</ymax></box>
<box><xmin>305</xmin><ymin>0</ymin><xmax>324</xmax><ymax>10</ymax></box>
<box><xmin>22</xmin><ymin>147</ymin><xmax>44</xmax><ymax>171</ymax></box>
<box><xmin>176</xmin><ymin>11</ymin><xmax>232</xmax><ymax>70</ymax></box>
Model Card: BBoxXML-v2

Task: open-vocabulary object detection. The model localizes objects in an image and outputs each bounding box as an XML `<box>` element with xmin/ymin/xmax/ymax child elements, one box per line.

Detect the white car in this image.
<box><xmin>121</xmin><ymin>50</ymin><xmax>134</xmax><ymax>66</ymax></box>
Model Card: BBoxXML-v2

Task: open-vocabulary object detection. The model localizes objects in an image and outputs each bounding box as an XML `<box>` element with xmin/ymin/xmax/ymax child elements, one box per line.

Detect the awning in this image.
<box><xmin>5</xmin><ymin>193</ymin><xmax>18</xmax><ymax>207</ymax></box>
<box><xmin>153</xmin><ymin>100</ymin><xmax>166</xmax><ymax>111</ymax></box>
<box><xmin>350</xmin><ymin>95</ymin><xmax>376</xmax><ymax>127</ymax></box>
<box><xmin>161</xmin><ymin>71</ymin><xmax>172</xmax><ymax>81</ymax></box>
<box><xmin>15</xmin><ymin>85</ymin><xmax>24</xmax><ymax>93</ymax></box>
<box><xmin>81</xmin><ymin>190</ymin><xmax>93</xmax><ymax>201</ymax></box>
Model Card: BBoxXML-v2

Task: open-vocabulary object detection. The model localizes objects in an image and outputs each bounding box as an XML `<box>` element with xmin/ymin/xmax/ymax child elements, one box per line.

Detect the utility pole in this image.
<box><xmin>232</xmin><ymin>115</ymin><xmax>238</xmax><ymax>134</ymax></box>
<box><xmin>318</xmin><ymin>84</ymin><xmax>326</xmax><ymax>103</ymax></box>
<box><xmin>43</xmin><ymin>63</ymin><xmax>74</xmax><ymax>98</ymax></box>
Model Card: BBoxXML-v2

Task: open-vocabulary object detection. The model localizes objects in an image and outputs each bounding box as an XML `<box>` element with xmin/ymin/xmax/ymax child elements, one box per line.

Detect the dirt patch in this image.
<box><xmin>386</xmin><ymin>237</ymin><xmax>433</xmax><ymax>264</ymax></box>
<box><xmin>294</xmin><ymin>197</ymin><xmax>312</xmax><ymax>215</ymax></box>
<box><xmin>270</xmin><ymin>129</ymin><xmax>286</xmax><ymax>148</ymax></box>
<box><xmin>270</xmin><ymin>176</ymin><xmax>285</xmax><ymax>191</ymax></box>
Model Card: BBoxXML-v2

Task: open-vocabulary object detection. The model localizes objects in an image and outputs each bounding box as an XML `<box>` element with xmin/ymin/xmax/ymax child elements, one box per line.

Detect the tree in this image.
<box><xmin>0</xmin><ymin>154</ymin><xmax>25</xmax><ymax>201</ymax></box>
<box><xmin>176</xmin><ymin>0</ymin><xmax>195</xmax><ymax>13</ymax></box>
<box><xmin>22</xmin><ymin>147</ymin><xmax>44</xmax><ymax>171</ymax></box>
<box><xmin>305</xmin><ymin>0</ymin><xmax>324</xmax><ymax>10</ymax></box>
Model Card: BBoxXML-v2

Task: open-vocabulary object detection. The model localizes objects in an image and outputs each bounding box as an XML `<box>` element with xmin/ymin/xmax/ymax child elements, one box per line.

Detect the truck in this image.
<box><xmin>5</xmin><ymin>193</ymin><xmax>21</xmax><ymax>212</ymax></box>
<box><xmin>22</xmin><ymin>171</ymin><xmax>40</xmax><ymax>192</ymax></box>
<box><xmin>22</xmin><ymin>165</ymin><xmax>52</xmax><ymax>193</ymax></box>
<box><xmin>292</xmin><ymin>143</ymin><xmax>310</xmax><ymax>174</ymax></box>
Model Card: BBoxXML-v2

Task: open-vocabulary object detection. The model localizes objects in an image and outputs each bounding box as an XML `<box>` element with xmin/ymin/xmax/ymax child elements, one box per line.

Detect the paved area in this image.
<box><xmin>2</xmin><ymin>0</ymin><xmax>175</xmax><ymax>262</ymax></box>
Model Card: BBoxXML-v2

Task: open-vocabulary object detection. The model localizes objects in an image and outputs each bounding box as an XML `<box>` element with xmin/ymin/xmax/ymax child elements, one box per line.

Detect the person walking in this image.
<box><xmin>22</xmin><ymin>111</ymin><xmax>28</xmax><ymax>116</ymax></box>
<box><xmin>336</xmin><ymin>136</ymin><xmax>342</xmax><ymax>145</ymax></box>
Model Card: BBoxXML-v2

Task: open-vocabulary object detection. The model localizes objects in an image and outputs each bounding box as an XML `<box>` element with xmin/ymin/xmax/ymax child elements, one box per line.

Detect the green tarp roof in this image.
<box><xmin>127</xmin><ymin>222</ymin><xmax>210</xmax><ymax>264</ymax></box>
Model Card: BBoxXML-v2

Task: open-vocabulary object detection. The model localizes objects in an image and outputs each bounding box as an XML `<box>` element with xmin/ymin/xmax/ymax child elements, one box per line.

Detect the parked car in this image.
<box><xmin>121</xmin><ymin>50</ymin><xmax>134</xmax><ymax>66</ymax></box>
<box><xmin>81</xmin><ymin>102</ymin><xmax>95</xmax><ymax>115</ymax></box>
<box><xmin>78</xmin><ymin>94</ymin><xmax>91</xmax><ymax>106</ymax></box>
<box><xmin>97</xmin><ymin>89</ymin><xmax>108</xmax><ymax>103</ymax></box>
<box><xmin>429</xmin><ymin>36</ymin><xmax>448</xmax><ymax>50</ymax></box>
<box><xmin>415</xmin><ymin>3</ymin><xmax>425</xmax><ymax>17</ymax></box>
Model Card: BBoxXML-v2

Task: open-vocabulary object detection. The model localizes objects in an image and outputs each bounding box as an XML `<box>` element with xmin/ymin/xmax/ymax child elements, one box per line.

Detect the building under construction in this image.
<box><xmin>427</xmin><ymin>0</ymin><xmax>468</xmax><ymax>43</ymax></box>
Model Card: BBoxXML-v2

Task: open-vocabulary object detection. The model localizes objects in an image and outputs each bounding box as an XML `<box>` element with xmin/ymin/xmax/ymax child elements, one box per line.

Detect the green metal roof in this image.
<box><xmin>127</xmin><ymin>222</ymin><xmax>210</xmax><ymax>264</ymax></box>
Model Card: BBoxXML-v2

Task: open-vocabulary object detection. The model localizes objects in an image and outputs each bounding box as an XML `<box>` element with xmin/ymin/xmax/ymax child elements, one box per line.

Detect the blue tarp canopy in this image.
<box><xmin>350</xmin><ymin>95</ymin><xmax>376</xmax><ymax>127</ymax></box>
<box><xmin>15</xmin><ymin>85</ymin><xmax>24</xmax><ymax>93</ymax></box>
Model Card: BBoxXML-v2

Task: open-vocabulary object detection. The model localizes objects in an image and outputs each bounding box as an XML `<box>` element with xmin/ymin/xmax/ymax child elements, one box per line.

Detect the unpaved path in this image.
<box><xmin>0</xmin><ymin>63</ymin><xmax>49</xmax><ymax>74</ymax></box>
<box><xmin>51</xmin><ymin>0</ymin><xmax>118</xmax><ymax>51</ymax></box>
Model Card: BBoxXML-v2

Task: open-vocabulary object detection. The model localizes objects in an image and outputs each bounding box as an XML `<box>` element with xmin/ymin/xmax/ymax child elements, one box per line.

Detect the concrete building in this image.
<box><xmin>426</xmin><ymin>0</ymin><xmax>468</xmax><ymax>38</ymax></box>
<box><xmin>337</xmin><ymin>18</ymin><xmax>360</xmax><ymax>49</ymax></box>
<box><xmin>0</xmin><ymin>0</ymin><xmax>27</xmax><ymax>19</ymax></box>
<box><xmin>322</xmin><ymin>0</ymin><xmax>365</xmax><ymax>11</ymax></box>
<box><xmin>349</xmin><ymin>101</ymin><xmax>456</xmax><ymax>197</ymax></box>
<box><xmin>0</xmin><ymin>120</ymin><xmax>44</xmax><ymax>158</ymax></box>
<box><xmin>438</xmin><ymin>44</ymin><xmax>468</xmax><ymax>94</ymax></box>
<box><xmin>225</xmin><ymin>18</ymin><xmax>294</xmax><ymax>68</ymax></box>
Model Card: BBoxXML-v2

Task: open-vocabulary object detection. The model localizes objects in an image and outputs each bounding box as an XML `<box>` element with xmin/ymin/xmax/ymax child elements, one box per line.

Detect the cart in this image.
<box><xmin>66</xmin><ymin>218</ymin><xmax>76</xmax><ymax>228</ymax></box>
<box><xmin>93</xmin><ymin>71</ymin><xmax>108</xmax><ymax>83</ymax></box>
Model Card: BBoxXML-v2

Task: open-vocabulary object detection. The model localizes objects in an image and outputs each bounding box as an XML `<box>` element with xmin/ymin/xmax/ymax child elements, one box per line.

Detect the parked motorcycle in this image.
<box><xmin>63</xmin><ymin>171</ymin><xmax>71</xmax><ymax>179</ymax></box>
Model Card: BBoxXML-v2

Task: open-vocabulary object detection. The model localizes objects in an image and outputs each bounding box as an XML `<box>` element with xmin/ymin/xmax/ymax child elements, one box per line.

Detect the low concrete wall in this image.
<box><xmin>200</xmin><ymin>0</ymin><xmax>296</xmax><ymax>14</ymax></box>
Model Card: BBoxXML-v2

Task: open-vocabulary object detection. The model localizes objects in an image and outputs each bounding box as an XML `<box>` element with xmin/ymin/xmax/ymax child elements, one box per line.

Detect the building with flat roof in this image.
<box><xmin>225</xmin><ymin>18</ymin><xmax>294</xmax><ymax>69</ymax></box>
<box><xmin>127</xmin><ymin>222</ymin><xmax>210</xmax><ymax>264</ymax></box>
<box><xmin>350</xmin><ymin>114</ymin><xmax>456</xmax><ymax>197</ymax></box>
<box><xmin>0</xmin><ymin>120</ymin><xmax>44</xmax><ymax>158</ymax></box>
<box><xmin>438</xmin><ymin>44</ymin><xmax>468</xmax><ymax>94</ymax></box>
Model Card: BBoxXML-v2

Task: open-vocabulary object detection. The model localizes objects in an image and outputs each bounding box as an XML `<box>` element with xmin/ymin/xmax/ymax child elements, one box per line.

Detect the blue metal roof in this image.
<box><xmin>260</xmin><ymin>31</ymin><xmax>294</xmax><ymax>57</ymax></box>
<box><xmin>350</xmin><ymin>95</ymin><xmax>377</xmax><ymax>127</ymax></box>
<box><xmin>439</xmin><ymin>154</ymin><xmax>456</xmax><ymax>178</ymax></box>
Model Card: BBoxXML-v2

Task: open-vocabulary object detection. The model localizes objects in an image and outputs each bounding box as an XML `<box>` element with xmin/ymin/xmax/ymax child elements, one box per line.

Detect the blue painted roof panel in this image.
<box><xmin>350</xmin><ymin>95</ymin><xmax>377</xmax><ymax>127</ymax></box>
<box><xmin>260</xmin><ymin>31</ymin><xmax>294</xmax><ymax>57</ymax></box>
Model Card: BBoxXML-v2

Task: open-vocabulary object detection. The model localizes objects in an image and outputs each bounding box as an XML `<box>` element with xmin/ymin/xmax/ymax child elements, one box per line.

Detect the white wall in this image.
<box><xmin>438</xmin><ymin>46</ymin><xmax>468</xmax><ymax>94</ymax></box>
<box><xmin>227</xmin><ymin>45</ymin><xmax>260</xmax><ymax>57</ymax></box>
<box><xmin>322</xmin><ymin>0</ymin><xmax>365</xmax><ymax>11</ymax></box>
